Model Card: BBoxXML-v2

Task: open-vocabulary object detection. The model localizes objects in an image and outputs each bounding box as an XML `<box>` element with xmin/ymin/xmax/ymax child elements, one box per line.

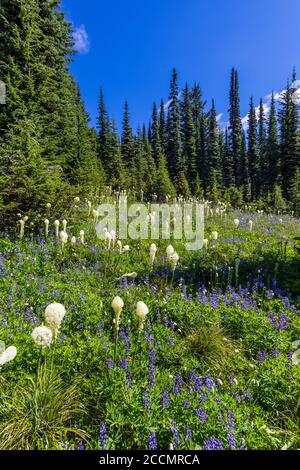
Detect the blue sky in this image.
<box><xmin>62</xmin><ymin>0</ymin><xmax>300</xmax><ymax>131</ymax></box>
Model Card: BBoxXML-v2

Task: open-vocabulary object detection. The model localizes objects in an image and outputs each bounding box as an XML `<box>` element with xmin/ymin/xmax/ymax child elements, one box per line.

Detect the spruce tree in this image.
<box><xmin>228</xmin><ymin>68</ymin><xmax>243</xmax><ymax>186</ymax></box>
<box><xmin>206</xmin><ymin>99</ymin><xmax>221</xmax><ymax>188</ymax></box>
<box><xmin>121</xmin><ymin>101</ymin><xmax>135</xmax><ymax>173</ymax></box>
<box><xmin>267</xmin><ymin>91</ymin><xmax>279</xmax><ymax>190</ymax></box>
<box><xmin>151</xmin><ymin>102</ymin><xmax>162</xmax><ymax>163</ymax></box>
<box><xmin>181</xmin><ymin>84</ymin><xmax>197</xmax><ymax>189</ymax></box>
<box><xmin>279</xmin><ymin>75</ymin><xmax>300</xmax><ymax>199</ymax></box>
<box><xmin>258</xmin><ymin>98</ymin><xmax>267</xmax><ymax>194</ymax></box>
<box><xmin>166</xmin><ymin>68</ymin><xmax>182</xmax><ymax>180</ymax></box>
<box><xmin>247</xmin><ymin>96</ymin><xmax>259</xmax><ymax>199</ymax></box>
<box><xmin>159</xmin><ymin>99</ymin><xmax>166</xmax><ymax>153</ymax></box>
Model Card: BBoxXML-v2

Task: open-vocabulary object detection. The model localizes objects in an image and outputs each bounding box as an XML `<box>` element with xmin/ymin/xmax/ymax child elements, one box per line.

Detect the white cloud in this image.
<box><xmin>73</xmin><ymin>25</ymin><xmax>90</xmax><ymax>54</ymax></box>
<box><xmin>216</xmin><ymin>113</ymin><xmax>223</xmax><ymax>122</ymax></box>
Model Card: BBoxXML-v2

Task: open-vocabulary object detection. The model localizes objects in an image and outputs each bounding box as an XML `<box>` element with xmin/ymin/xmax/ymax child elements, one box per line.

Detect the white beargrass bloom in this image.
<box><xmin>62</xmin><ymin>219</ymin><xmax>67</xmax><ymax>231</ymax></box>
<box><xmin>71</xmin><ymin>236</ymin><xmax>76</xmax><ymax>246</ymax></box>
<box><xmin>123</xmin><ymin>245</ymin><xmax>129</xmax><ymax>253</ymax></box>
<box><xmin>249</xmin><ymin>219</ymin><xmax>253</xmax><ymax>231</ymax></box>
<box><xmin>117</xmin><ymin>240</ymin><xmax>122</xmax><ymax>253</ymax></box>
<box><xmin>19</xmin><ymin>219</ymin><xmax>25</xmax><ymax>239</ymax></box>
<box><xmin>87</xmin><ymin>200</ymin><xmax>92</xmax><ymax>216</ymax></box>
<box><xmin>105</xmin><ymin>231</ymin><xmax>112</xmax><ymax>250</ymax></box>
<box><xmin>46</xmin><ymin>203</ymin><xmax>51</xmax><ymax>209</ymax></box>
<box><xmin>150</xmin><ymin>243</ymin><xmax>157</xmax><ymax>265</ymax></box>
<box><xmin>112</xmin><ymin>296</ymin><xmax>124</xmax><ymax>330</ymax></box>
<box><xmin>170</xmin><ymin>252</ymin><xmax>179</xmax><ymax>272</ymax></box>
<box><xmin>54</xmin><ymin>220</ymin><xmax>60</xmax><ymax>238</ymax></box>
<box><xmin>44</xmin><ymin>219</ymin><xmax>49</xmax><ymax>238</ymax></box>
<box><xmin>59</xmin><ymin>230</ymin><xmax>68</xmax><ymax>245</ymax></box>
<box><xmin>136</xmin><ymin>301</ymin><xmax>149</xmax><ymax>331</ymax></box>
<box><xmin>121</xmin><ymin>272</ymin><xmax>137</xmax><ymax>278</ymax></box>
<box><xmin>203</xmin><ymin>238</ymin><xmax>209</xmax><ymax>249</ymax></box>
<box><xmin>44</xmin><ymin>303</ymin><xmax>66</xmax><ymax>337</ymax></box>
<box><xmin>0</xmin><ymin>346</ymin><xmax>17</xmax><ymax>366</ymax></box>
<box><xmin>110</xmin><ymin>230</ymin><xmax>116</xmax><ymax>247</ymax></box>
<box><xmin>23</xmin><ymin>215</ymin><xmax>29</xmax><ymax>222</ymax></box>
<box><xmin>32</xmin><ymin>326</ymin><xmax>53</xmax><ymax>347</ymax></box>
<box><xmin>74</xmin><ymin>196</ymin><xmax>80</xmax><ymax>204</ymax></box>
<box><xmin>166</xmin><ymin>244</ymin><xmax>175</xmax><ymax>260</ymax></box>
<box><xmin>211</xmin><ymin>231</ymin><xmax>218</xmax><ymax>240</ymax></box>
<box><xmin>79</xmin><ymin>230</ymin><xmax>85</xmax><ymax>244</ymax></box>
<box><xmin>234</xmin><ymin>218</ymin><xmax>240</xmax><ymax>228</ymax></box>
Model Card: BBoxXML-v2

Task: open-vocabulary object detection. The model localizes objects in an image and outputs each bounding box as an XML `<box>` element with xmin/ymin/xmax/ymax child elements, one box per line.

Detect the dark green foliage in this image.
<box><xmin>267</xmin><ymin>92</ymin><xmax>280</xmax><ymax>190</ymax></box>
<box><xmin>247</xmin><ymin>96</ymin><xmax>259</xmax><ymax>200</ymax></box>
<box><xmin>228</xmin><ymin>69</ymin><xmax>243</xmax><ymax>187</ymax></box>
<box><xmin>181</xmin><ymin>84</ymin><xmax>197</xmax><ymax>189</ymax></box>
<box><xmin>166</xmin><ymin>68</ymin><xmax>183</xmax><ymax>181</ymax></box>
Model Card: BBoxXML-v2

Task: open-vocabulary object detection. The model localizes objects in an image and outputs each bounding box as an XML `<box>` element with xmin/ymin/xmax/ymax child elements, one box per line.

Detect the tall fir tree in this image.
<box><xmin>258</xmin><ymin>98</ymin><xmax>267</xmax><ymax>194</ymax></box>
<box><xmin>279</xmin><ymin>72</ymin><xmax>300</xmax><ymax>199</ymax></box>
<box><xmin>247</xmin><ymin>96</ymin><xmax>259</xmax><ymax>200</ymax></box>
<box><xmin>159</xmin><ymin>99</ymin><xmax>167</xmax><ymax>153</ymax></box>
<box><xmin>181</xmin><ymin>84</ymin><xmax>197</xmax><ymax>188</ymax></box>
<box><xmin>151</xmin><ymin>102</ymin><xmax>162</xmax><ymax>163</ymax></box>
<box><xmin>228</xmin><ymin>68</ymin><xmax>243</xmax><ymax>186</ymax></box>
<box><xmin>206</xmin><ymin>99</ymin><xmax>221</xmax><ymax>189</ymax></box>
<box><xmin>166</xmin><ymin>68</ymin><xmax>183</xmax><ymax>181</ymax></box>
<box><xmin>121</xmin><ymin>101</ymin><xmax>135</xmax><ymax>176</ymax></box>
<box><xmin>266</xmin><ymin>91</ymin><xmax>279</xmax><ymax>190</ymax></box>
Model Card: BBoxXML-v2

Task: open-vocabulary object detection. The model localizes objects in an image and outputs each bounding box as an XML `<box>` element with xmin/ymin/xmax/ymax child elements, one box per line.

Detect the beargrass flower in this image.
<box><xmin>136</xmin><ymin>301</ymin><xmax>149</xmax><ymax>331</ymax></box>
<box><xmin>234</xmin><ymin>218</ymin><xmax>240</xmax><ymax>228</ymax></box>
<box><xmin>74</xmin><ymin>196</ymin><xmax>80</xmax><ymax>204</ymax></box>
<box><xmin>71</xmin><ymin>236</ymin><xmax>76</xmax><ymax>246</ymax></box>
<box><xmin>150</xmin><ymin>243</ymin><xmax>157</xmax><ymax>266</ymax></box>
<box><xmin>170</xmin><ymin>252</ymin><xmax>179</xmax><ymax>272</ymax></box>
<box><xmin>203</xmin><ymin>238</ymin><xmax>209</xmax><ymax>249</ymax></box>
<box><xmin>79</xmin><ymin>230</ymin><xmax>85</xmax><ymax>244</ymax></box>
<box><xmin>0</xmin><ymin>345</ymin><xmax>17</xmax><ymax>366</ymax></box>
<box><xmin>19</xmin><ymin>219</ymin><xmax>25</xmax><ymax>239</ymax></box>
<box><xmin>44</xmin><ymin>302</ymin><xmax>66</xmax><ymax>337</ymax></box>
<box><xmin>62</xmin><ymin>219</ymin><xmax>67</xmax><ymax>231</ymax></box>
<box><xmin>166</xmin><ymin>244</ymin><xmax>175</xmax><ymax>260</ymax></box>
<box><xmin>54</xmin><ymin>220</ymin><xmax>60</xmax><ymax>239</ymax></box>
<box><xmin>211</xmin><ymin>231</ymin><xmax>218</xmax><ymax>240</ymax></box>
<box><xmin>32</xmin><ymin>326</ymin><xmax>53</xmax><ymax>347</ymax></box>
<box><xmin>44</xmin><ymin>219</ymin><xmax>49</xmax><ymax>239</ymax></box>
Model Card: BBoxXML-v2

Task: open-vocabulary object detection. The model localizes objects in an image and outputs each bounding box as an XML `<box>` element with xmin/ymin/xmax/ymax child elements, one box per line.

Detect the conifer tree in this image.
<box><xmin>267</xmin><ymin>92</ymin><xmax>279</xmax><ymax>190</ymax></box>
<box><xmin>228</xmin><ymin>68</ymin><xmax>243</xmax><ymax>186</ymax></box>
<box><xmin>247</xmin><ymin>97</ymin><xmax>259</xmax><ymax>199</ymax></box>
<box><xmin>206</xmin><ymin>100</ymin><xmax>221</xmax><ymax>188</ymax></box>
<box><xmin>159</xmin><ymin>99</ymin><xmax>166</xmax><ymax>153</ymax></box>
<box><xmin>151</xmin><ymin>102</ymin><xmax>162</xmax><ymax>163</ymax></box>
<box><xmin>121</xmin><ymin>101</ymin><xmax>135</xmax><ymax>172</ymax></box>
<box><xmin>181</xmin><ymin>84</ymin><xmax>197</xmax><ymax>188</ymax></box>
<box><xmin>258</xmin><ymin>98</ymin><xmax>267</xmax><ymax>194</ymax></box>
<box><xmin>166</xmin><ymin>68</ymin><xmax>183</xmax><ymax>180</ymax></box>
<box><xmin>279</xmin><ymin>73</ymin><xmax>300</xmax><ymax>199</ymax></box>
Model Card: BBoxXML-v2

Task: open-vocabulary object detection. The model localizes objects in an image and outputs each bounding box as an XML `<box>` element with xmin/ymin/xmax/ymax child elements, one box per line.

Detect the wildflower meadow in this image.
<box><xmin>0</xmin><ymin>195</ymin><xmax>299</xmax><ymax>451</ymax></box>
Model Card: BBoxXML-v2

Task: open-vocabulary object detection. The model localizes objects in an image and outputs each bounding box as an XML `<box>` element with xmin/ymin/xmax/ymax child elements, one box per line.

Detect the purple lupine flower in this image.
<box><xmin>183</xmin><ymin>399</ymin><xmax>190</xmax><ymax>409</ymax></box>
<box><xmin>126</xmin><ymin>371</ymin><xmax>133</xmax><ymax>389</ymax></box>
<box><xmin>121</xmin><ymin>356</ymin><xmax>128</xmax><ymax>371</ymax></box>
<box><xmin>171</xmin><ymin>420</ymin><xmax>179</xmax><ymax>449</ymax></box>
<box><xmin>170</xmin><ymin>337</ymin><xmax>175</xmax><ymax>348</ymax></box>
<box><xmin>149</xmin><ymin>348</ymin><xmax>156</xmax><ymax>366</ymax></box>
<box><xmin>77</xmin><ymin>442</ymin><xmax>85</xmax><ymax>450</ymax></box>
<box><xmin>203</xmin><ymin>436</ymin><xmax>223</xmax><ymax>450</ymax></box>
<box><xmin>99</xmin><ymin>423</ymin><xmax>108</xmax><ymax>450</ymax></box>
<box><xmin>195</xmin><ymin>407</ymin><xmax>208</xmax><ymax>423</ymax></box>
<box><xmin>185</xmin><ymin>427</ymin><xmax>193</xmax><ymax>442</ymax></box>
<box><xmin>148</xmin><ymin>367</ymin><xmax>155</xmax><ymax>388</ymax></box>
<box><xmin>162</xmin><ymin>388</ymin><xmax>170</xmax><ymax>410</ymax></box>
<box><xmin>106</xmin><ymin>358</ymin><xmax>114</xmax><ymax>369</ymax></box>
<box><xmin>204</xmin><ymin>375</ymin><xmax>214</xmax><ymax>390</ymax></box>
<box><xmin>226</xmin><ymin>410</ymin><xmax>236</xmax><ymax>450</ymax></box>
<box><xmin>173</xmin><ymin>372</ymin><xmax>184</xmax><ymax>396</ymax></box>
<box><xmin>256</xmin><ymin>350</ymin><xmax>268</xmax><ymax>365</ymax></box>
<box><xmin>272</xmin><ymin>348</ymin><xmax>280</xmax><ymax>357</ymax></box>
<box><xmin>148</xmin><ymin>432</ymin><xmax>157</xmax><ymax>450</ymax></box>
